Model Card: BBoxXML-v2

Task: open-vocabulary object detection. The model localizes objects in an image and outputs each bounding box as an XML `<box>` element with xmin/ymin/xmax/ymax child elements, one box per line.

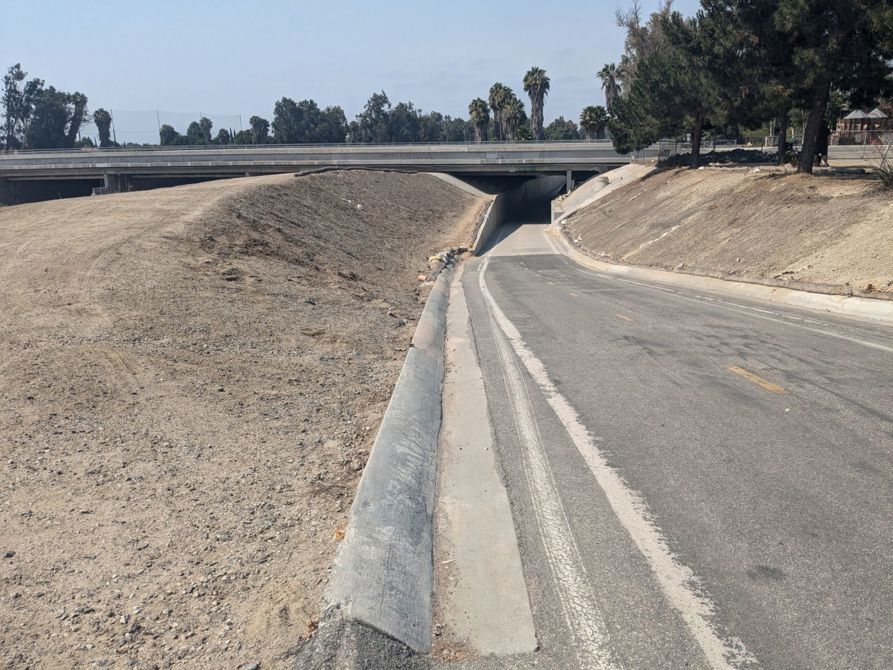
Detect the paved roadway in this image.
<box><xmin>433</xmin><ymin>221</ymin><xmax>892</xmax><ymax>670</ymax></box>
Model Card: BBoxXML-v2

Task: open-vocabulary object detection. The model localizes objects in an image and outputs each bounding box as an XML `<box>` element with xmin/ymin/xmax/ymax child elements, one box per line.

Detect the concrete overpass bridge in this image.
<box><xmin>0</xmin><ymin>141</ymin><xmax>630</xmax><ymax>203</ymax></box>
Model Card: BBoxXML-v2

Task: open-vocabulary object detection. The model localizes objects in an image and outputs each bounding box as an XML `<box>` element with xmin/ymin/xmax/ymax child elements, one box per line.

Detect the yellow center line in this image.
<box><xmin>728</xmin><ymin>365</ymin><xmax>789</xmax><ymax>394</ymax></box>
<box><xmin>615</xmin><ymin>314</ymin><xmax>633</xmax><ymax>322</ymax></box>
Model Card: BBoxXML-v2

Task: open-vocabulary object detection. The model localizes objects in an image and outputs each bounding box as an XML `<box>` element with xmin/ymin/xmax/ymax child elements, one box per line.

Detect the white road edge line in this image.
<box><xmin>577</xmin><ymin>268</ymin><xmax>893</xmax><ymax>355</ymax></box>
<box><xmin>479</xmin><ymin>257</ymin><xmax>759</xmax><ymax>670</ymax></box>
<box><xmin>481</xmin><ymin>263</ymin><xmax>621</xmax><ymax>670</ymax></box>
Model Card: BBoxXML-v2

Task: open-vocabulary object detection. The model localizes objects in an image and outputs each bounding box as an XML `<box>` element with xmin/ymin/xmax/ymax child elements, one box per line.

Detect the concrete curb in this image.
<box><xmin>551</xmin><ymin>230</ymin><xmax>893</xmax><ymax>326</ymax></box>
<box><xmin>322</xmin><ymin>265</ymin><xmax>454</xmax><ymax>654</ymax></box>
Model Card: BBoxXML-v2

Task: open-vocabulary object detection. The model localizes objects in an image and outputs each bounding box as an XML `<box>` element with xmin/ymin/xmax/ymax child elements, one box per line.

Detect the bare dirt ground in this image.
<box><xmin>564</xmin><ymin>167</ymin><xmax>893</xmax><ymax>297</ymax></box>
<box><xmin>0</xmin><ymin>171</ymin><xmax>486</xmax><ymax>669</ymax></box>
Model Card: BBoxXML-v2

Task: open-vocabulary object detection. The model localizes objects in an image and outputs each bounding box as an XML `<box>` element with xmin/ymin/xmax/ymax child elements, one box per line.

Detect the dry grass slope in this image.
<box><xmin>0</xmin><ymin>171</ymin><xmax>486</xmax><ymax>669</ymax></box>
<box><xmin>566</xmin><ymin>167</ymin><xmax>893</xmax><ymax>296</ymax></box>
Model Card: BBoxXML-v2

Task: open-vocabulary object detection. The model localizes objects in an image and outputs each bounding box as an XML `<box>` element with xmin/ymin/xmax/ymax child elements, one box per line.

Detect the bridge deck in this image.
<box><xmin>0</xmin><ymin>142</ymin><xmax>629</xmax><ymax>180</ymax></box>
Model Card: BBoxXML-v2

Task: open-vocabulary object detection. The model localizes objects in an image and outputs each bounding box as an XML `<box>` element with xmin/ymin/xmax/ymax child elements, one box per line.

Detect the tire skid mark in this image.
<box><xmin>479</xmin><ymin>257</ymin><xmax>759</xmax><ymax>670</ymax></box>
<box><xmin>481</xmin><ymin>267</ymin><xmax>622</xmax><ymax>670</ymax></box>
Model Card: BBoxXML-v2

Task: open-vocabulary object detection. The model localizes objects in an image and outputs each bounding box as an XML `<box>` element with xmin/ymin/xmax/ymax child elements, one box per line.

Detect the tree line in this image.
<box><xmin>1</xmin><ymin>63</ymin><xmax>111</xmax><ymax>150</ymax></box>
<box><xmin>1</xmin><ymin>62</ymin><xmax>613</xmax><ymax>150</ymax></box>
<box><xmin>467</xmin><ymin>67</ymin><xmax>609</xmax><ymax>142</ymax></box>
<box><xmin>599</xmin><ymin>0</ymin><xmax>893</xmax><ymax>173</ymax></box>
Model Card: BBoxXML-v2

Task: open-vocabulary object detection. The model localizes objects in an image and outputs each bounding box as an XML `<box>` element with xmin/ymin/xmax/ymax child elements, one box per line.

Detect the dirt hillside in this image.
<box><xmin>564</xmin><ymin>167</ymin><xmax>893</xmax><ymax>297</ymax></box>
<box><xmin>0</xmin><ymin>171</ymin><xmax>486</xmax><ymax>669</ymax></box>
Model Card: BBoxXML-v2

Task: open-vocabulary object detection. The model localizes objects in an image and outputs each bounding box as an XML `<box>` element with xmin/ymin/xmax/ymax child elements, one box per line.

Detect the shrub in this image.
<box><xmin>876</xmin><ymin>157</ymin><xmax>893</xmax><ymax>191</ymax></box>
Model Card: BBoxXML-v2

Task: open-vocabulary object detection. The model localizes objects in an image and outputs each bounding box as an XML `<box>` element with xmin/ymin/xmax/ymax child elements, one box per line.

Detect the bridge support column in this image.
<box><xmin>565</xmin><ymin>170</ymin><xmax>574</xmax><ymax>193</ymax></box>
<box><xmin>102</xmin><ymin>173</ymin><xmax>131</xmax><ymax>194</ymax></box>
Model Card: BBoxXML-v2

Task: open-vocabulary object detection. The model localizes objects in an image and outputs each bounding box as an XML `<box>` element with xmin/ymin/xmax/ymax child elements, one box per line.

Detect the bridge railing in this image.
<box><xmin>0</xmin><ymin>139</ymin><xmax>616</xmax><ymax>156</ymax></box>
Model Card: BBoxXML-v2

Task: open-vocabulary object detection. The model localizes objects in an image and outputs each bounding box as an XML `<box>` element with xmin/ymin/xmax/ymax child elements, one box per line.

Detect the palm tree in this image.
<box><xmin>488</xmin><ymin>83</ymin><xmax>513</xmax><ymax>141</ymax></box>
<box><xmin>523</xmin><ymin>66</ymin><xmax>551</xmax><ymax>140</ymax></box>
<box><xmin>501</xmin><ymin>95</ymin><xmax>526</xmax><ymax>141</ymax></box>
<box><xmin>597</xmin><ymin>63</ymin><xmax>623</xmax><ymax>115</ymax></box>
<box><xmin>579</xmin><ymin>105</ymin><xmax>609</xmax><ymax>140</ymax></box>
<box><xmin>93</xmin><ymin>108</ymin><xmax>113</xmax><ymax>147</ymax></box>
<box><xmin>468</xmin><ymin>98</ymin><xmax>490</xmax><ymax>143</ymax></box>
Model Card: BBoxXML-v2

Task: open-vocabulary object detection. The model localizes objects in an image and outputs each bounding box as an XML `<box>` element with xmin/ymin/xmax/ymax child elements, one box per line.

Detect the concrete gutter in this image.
<box><xmin>322</xmin><ymin>264</ymin><xmax>453</xmax><ymax>654</ymax></box>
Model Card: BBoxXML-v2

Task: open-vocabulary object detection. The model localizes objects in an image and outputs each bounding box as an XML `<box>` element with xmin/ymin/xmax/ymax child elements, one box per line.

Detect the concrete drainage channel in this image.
<box><xmin>294</xmin><ymin>176</ymin><xmax>565</xmax><ymax>668</ymax></box>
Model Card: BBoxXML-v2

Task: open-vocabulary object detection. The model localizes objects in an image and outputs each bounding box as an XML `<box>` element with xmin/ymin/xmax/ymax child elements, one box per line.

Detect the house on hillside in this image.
<box><xmin>834</xmin><ymin>107</ymin><xmax>891</xmax><ymax>144</ymax></box>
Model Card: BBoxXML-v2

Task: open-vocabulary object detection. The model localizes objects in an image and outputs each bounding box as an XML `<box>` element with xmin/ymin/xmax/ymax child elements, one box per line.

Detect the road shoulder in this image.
<box><xmin>432</xmin><ymin>264</ymin><xmax>537</xmax><ymax>659</ymax></box>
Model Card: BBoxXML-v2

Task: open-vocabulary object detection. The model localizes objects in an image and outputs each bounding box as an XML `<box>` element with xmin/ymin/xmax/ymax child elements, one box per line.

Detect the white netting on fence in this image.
<box><xmin>79</xmin><ymin>110</ymin><xmax>244</xmax><ymax>145</ymax></box>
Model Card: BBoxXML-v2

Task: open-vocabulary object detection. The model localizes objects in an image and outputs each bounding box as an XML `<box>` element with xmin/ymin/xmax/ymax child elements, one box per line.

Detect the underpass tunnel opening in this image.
<box><xmin>447</xmin><ymin>171</ymin><xmax>600</xmax><ymax>199</ymax></box>
<box><xmin>500</xmin><ymin>175</ymin><xmax>568</xmax><ymax>223</ymax></box>
<box><xmin>472</xmin><ymin>174</ymin><xmax>579</xmax><ymax>255</ymax></box>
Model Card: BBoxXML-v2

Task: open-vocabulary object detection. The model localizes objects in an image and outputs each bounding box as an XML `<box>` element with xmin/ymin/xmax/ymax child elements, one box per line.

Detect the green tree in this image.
<box><xmin>24</xmin><ymin>85</ymin><xmax>89</xmax><ymax>149</ymax></box>
<box><xmin>523</xmin><ymin>66</ymin><xmax>551</xmax><ymax>140</ymax></box>
<box><xmin>389</xmin><ymin>101</ymin><xmax>421</xmax><ymax>142</ymax></box>
<box><xmin>186</xmin><ymin>121</ymin><xmax>205</xmax><ymax>145</ymax></box>
<box><xmin>468</xmin><ymin>98</ymin><xmax>490</xmax><ymax>143</ymax></box>
<box><xmin>249</xmin><ymin>115</ymin><xmax>269</xmax><ymax>144</ymax></box>
<box><xmin>609</xmin><ymin>48</ymin><xmax>692</xmax><ymax>158</ymax></box>
<box><xmin>159</xmin><ymin>124</ymin><xmax>181</xmax><ymax>146</ymax></box>
<box><xmin>272</xmin><ymin>98</ymin><xmax>305</xmax><ymax>143</ymax></box>
<box><xmin>93</xmin><ymin>108</ymin><xmax>113</xmax><ymax>147</ymax></box>
<box><xmin>688</xmin><ymin>1</ymin><xmax>798</xmax><ymax>165</ymax></box>
<box><xmin>313</xmin><ymin>106</ymin><xmax>347</xmax><ymax>143</ymax></box>
<box><xmin>597</xmin><ymin>63</ymin><xmax>623</xmax><ymax>115</ymax></box>
<box><xmin>659</xmin><ymin>11</ymin><xmax>726</xmax><ymax>167</ymax></box>
<box><xmin>65</xmin><ymin>92</ymin><xmax>88</xmax><ymax>147</ymax></box>
<box><xmin>614</xmin><ymin>1</ymin><xmax>673</xmax><ymax>82</ymax></box>
<box><xmin>2</xmin><ymin>64</ymin><xmax>26</xmax><ymax>149</ymax></box>
<box><xmin>198</xmin><ymin>116</ymin><xmax>213</xmax><ymax>143</ymax></box>
<box><xmin>773</xmin><ymin>0</ymin><xmax>893</xmax><ymax>173</ymax></box>
<box><xmin>2</xmin><ymin>64</ymin><xmax>38</xmax><ymax>149</ymax></box>
<box><xmin>608</xmin><ymin>5</ymin><xmax>725</xmax><ymax>168</ymax></box>
<box><xmin>232</xmin><ymin>129</ymin><xmax>254</xmax><ymax>144</ymax></box>
<box><xmin>501</xmin><ymin>95</ymin><xmax>526</xmax><ymax>141</ymax></box>
<box><xmin>488</xmin><ymin>83</ymin><xmax>513</xmax><ymax>141</ymax></box>
<box><xmin>215</xmin><ymin>128</ymin><xmax>231</xmax><ymax>144</ymax></box>
<box><xmin>419</xmin><ymin>111</ymin><xmax>446</xmax><ymax>142</ymax></box>
<box><xmin>544</xmin><ymin>116</ymin><xmax>580</xmax><ymax>140</ymax></box>
<box><xmin>580</xmin><ymin>105</ymin><xmax>609</xmax><ymax>140</ymax></box>
<box><xmin>442</xmin><ymin>116</ymin><xmax>473</xmax><ymax>142</ymax></box>
<box><xmin>353</xmin><ymin>92</ymin><xmax>392</xmax><ymax>143</ymax></box>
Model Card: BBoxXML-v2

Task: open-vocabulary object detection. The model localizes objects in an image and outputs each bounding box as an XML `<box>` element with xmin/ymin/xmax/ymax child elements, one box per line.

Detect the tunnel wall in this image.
<box><xmin>472</xmin><ymin>175</ymin><xmax>567</xmax><ymax>254</ymax></box>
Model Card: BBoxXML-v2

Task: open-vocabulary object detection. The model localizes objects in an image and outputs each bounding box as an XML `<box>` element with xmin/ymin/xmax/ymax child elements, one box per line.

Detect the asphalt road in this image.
<box><xmin>432</xmin><ymin>222</ymin><xmax>892</xmax><ymax>670</ymax></box>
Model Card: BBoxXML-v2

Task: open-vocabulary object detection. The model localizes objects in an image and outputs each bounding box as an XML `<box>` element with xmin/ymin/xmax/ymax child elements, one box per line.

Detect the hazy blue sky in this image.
<box><xmin>1</xmin><ymin>0</ymin><xmax>701</xmax><ymax>141</ymax></box>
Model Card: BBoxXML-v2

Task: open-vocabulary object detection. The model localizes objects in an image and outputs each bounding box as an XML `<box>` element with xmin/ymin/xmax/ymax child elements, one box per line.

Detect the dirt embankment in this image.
<box><xmin>564</xmin><ymin>167</ymin><xmax>893</xmax><ymax>297</ymax></box>
<box><xmin>0</xmin><ymin>171</ymin><xmax>486</xmax><ymax>669</ymax></box>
